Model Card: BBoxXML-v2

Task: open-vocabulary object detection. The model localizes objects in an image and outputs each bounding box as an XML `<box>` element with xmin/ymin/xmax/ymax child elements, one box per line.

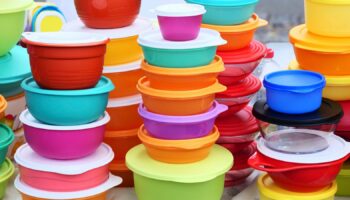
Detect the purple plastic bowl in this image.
<box><xmin>20</xmin><ymin>109</ymin><xmax>110</xmax><ymax>160</ymax></box>
<box><xmin>138</xmin><ymin>101</ymin><xmax>227</xmax><ymax>140</ymax></box>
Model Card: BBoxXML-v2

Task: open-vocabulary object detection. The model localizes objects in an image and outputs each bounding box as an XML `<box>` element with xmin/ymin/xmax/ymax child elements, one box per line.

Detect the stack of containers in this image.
<box><xmin>287</xmin><ymin>0</ymin><xmax>350</xmax><ymax>196</ymax></box>
<box><xmin>126</xmin><ymin>4</ymin><xmax>234</xmax><ymax>200</ymax></box>
<box><xmin>185</xmin><ymin>0</ymin><xmax>270</xmax><ymax>186</ymax></box>
<box><xmin>14</xmin><ymin>31</ymin><xmax>123</xmax><ymax>199</ymax></box>
<box><xmin>63</xmin><ymin>0</ymin><xmax>152</xmax><ymax>187</ymax></box>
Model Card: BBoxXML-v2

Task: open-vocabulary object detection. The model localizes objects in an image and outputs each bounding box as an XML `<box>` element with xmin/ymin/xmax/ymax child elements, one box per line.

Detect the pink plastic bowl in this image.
<box><xmin>20</xmin><ymin>109</ymin><xmax>110</xmax><ymax>160</ymax></box>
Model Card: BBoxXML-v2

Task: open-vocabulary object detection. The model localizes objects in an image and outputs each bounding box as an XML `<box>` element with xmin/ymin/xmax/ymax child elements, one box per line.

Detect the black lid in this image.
<box><xmin>252</xmin><ymin>99</ymin><xmax>343</xmax><ymax>126</ymax></box>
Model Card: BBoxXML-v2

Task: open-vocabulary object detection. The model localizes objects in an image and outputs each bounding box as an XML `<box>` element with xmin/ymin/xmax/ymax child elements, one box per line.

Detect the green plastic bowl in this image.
<box><xmin>0</xmin><ymin>124</ymin><xmax>14</xmax><ymax>165</ymax></box>
<box><xmin>336</xmin><ymin>161</ymin><xmax>350</xmax><ymax>196</ymax></box>
<box><xmin>0</xmin><ymin>158</ymin><xmax>14</xmax><ymax>199</ymax></box>
<box><xmin>126</xmin><ymin>145</ymin><xmax>233</xmax><ymax>200</ymax></box>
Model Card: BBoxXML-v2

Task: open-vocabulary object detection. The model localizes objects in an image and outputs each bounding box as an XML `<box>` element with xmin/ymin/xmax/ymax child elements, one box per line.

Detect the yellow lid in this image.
<box><xmin>258</xmin><ymin>174</ymin><xmax>337</xmax><ymax>200</ymax></box>
<box><xmin>308</xmin><ymin>0</ymin><xmax>350</xmax><ymax>5</ymax></box>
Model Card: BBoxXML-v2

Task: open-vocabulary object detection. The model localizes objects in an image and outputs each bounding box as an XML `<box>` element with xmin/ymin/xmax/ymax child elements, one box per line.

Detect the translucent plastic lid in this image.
<box><xmin>154</xmin><ymin>4</ymin><xmax>206</xmax><ymax>17</ymax></box>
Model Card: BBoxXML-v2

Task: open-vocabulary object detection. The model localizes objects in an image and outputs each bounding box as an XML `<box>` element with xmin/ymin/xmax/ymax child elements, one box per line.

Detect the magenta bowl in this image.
<box><xmin>20</xmin><ymin>109</ymin><xmax>110</xmax><ymax>160</ymax></box>
<box><xmin>138</xmin><ymin>101</ymin><xmax>227</xmax><ymax>140</ymax></box>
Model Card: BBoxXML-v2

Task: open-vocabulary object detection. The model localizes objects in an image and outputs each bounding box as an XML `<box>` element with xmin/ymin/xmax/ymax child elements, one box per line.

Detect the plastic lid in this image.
<box><xmin>103</xmin><ymin>60</ymin><xmax>141</xmax><ymax>73</ymax></box>
<box><xmin>15</xmin><ymin>143</ymin><xmax>114</xmax><ymax>175</ymax></box>
<box><xmin>63</xmin><ymin>18</ymin><xmax>152</xmax><ymax>39</ymax></box>
<box><xmin>32</xmin><ymin>6</ymin><xmax>66</xmax><ymax>32</ymax></box>
<box><xmin>217</xmin><ymin>41</ymin><xmax>267</xmax><ymax>64</ymax></box>
<box><xmin>337</xmin><ymin>101</ymin><xmax>350</xmax><ymax>131</ymax></box>
<box><xmin>138</xmin><ymin>28</ymin><xmax>227</xmax><ymax>49</ymax></box>
<box><xmin>22</xmin><ymin>32</ymin><xmax>109</xmax><ymax>47</ymax></box>
<box><xmin>308</xmin><ymin>0</ymin><xmax>350</xmax><ymax>4</ymax></box>
<box><xmin>20</xmin><ymin>110</ymin><xmax>110</xmax><ymax>131</ymax></box>
<box><xmin>289</xmin><ymin>24</ymin><xmax>350</xmax><ymax>53</ymax></box>
<box><xmin>216</xmin><ymin>75</ymin><xmax>261</xmax><ymax>98</ymax></box>
<box><xmin>126</xmin><ymin>144</ymin><xmax>233</xmax><ymax>183</ymax></box>
<box><xmin>154</xmin><ymin>4</ymin><xmax>206</xmax><ymax>17</ymax></box>
<box><xmin>15</xmin><ymin>174</ymin><xmax>122</xmax><ymax>199</ymax></box>
<box><xmin>0</xmin><ymin>45</ymin><xmax>31</xmax><ymax>85</ymax></box>
<box><xmin>216</xmin><ymin>107</ymin><xmax>259</xmax><ymax>136</ymax></box>
<box><xmin>185</xmin><ymin>0</ymin><xmax>259</xmax><ymax>6</ymax></box>
<box><xmin>253</xmin><ymin>99</ymin><xmax>343</xmax><ymax>126</ymax></box>
<box><xmin>258</xmin><ymin>175</ymin><xmax>337</xmax><ymax>200</ymax></box>
<box><xmin>0</xmin><ymin>123</ymin><xmax>14</xmax><ymax>148</ymax></box>
<box><xmin>0</xmin><ymin>0</ymin><xmax>34</xmax><ymax>13</ymax></box>
<box><xmin>107</xmin><ymin>94</ymin><xmax>142</xmax><ymax>108</ymax></box>
<box><xmin>0</xmin><ymin>158</ymin><xmax>14</xmax><ymax>183</ymax></box>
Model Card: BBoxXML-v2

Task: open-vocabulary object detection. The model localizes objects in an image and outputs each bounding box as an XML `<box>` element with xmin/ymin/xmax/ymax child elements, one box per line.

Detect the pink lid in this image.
<box><xmin>216</xmin><ymin>75</ymin><xmax>261</xmax><ymax>98</ymax></box>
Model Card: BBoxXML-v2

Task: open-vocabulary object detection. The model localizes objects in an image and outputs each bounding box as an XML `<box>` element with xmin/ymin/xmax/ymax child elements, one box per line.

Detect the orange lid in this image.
<box><xmin>0</xmin><ymin>95</ymin><xmax>8</xmax><ymax>113</ymax></box>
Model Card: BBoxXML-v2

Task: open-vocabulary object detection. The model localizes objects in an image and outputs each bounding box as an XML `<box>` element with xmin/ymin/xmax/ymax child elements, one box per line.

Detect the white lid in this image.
<box><xmin>22</xmin><ymin>32</ymin><xmax>108</xmax><ymax>46</ymax></box>
<box><xmin>257</xmin><ymin>134</ymin><xmax>350</xmax><ymax>164</ymax></box>
<box><xmin>103</xmin><ymin>60</ymin><xmax>141</xmax><ymax>73</ymax></box>
<box><xmin>15</xmin><ymin>174</ymin><xmax>122</xmax><ymax>199</ymax></box>
<box><xmin>20</xmin><ymin>110</ymin><xmax>110</xmax><ymax>131</ymax></box>
<box><xmin>15</xmin><ymin>143</ymin><xmax>114</xmax><ymax>175</ymax></box>
<box><xmin>138</xmin><ymin>28</ymin><xmax>227</xmax><ymax>49</ymax></box>
<box><xmin>63</xmin><ymin>18</ymin><xmax>153</xmax><ymax>39</ymax></box>
<box><xmin>154</xmin><ymin>3</ymin><xmax>206</xmax><ymax>17</ymax></box>
<box><xmin>107</xmin><ymin>94</ymin><xmax>142</xmax><ymax>108</ymax></box>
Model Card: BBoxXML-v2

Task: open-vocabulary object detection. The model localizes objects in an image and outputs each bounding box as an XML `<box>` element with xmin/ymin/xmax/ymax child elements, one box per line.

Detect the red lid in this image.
<box><xmin>336</xmin><ymin>101</ymin><xmax>350</xmax><ymax>131</ymax></box>
<box><xmin>216</xmin><ymin>107</ymin><xmax>259</xmax><ymax>136</ymax></box>
<box><xmin>216</xmin><ymin>75</ymin><xmax>261</xmax><ymax>98</ymax></box>
<box><xmin>217</xmin><ymin>40</ymin><xmax>267</xmax><ymax>64</ymax></box>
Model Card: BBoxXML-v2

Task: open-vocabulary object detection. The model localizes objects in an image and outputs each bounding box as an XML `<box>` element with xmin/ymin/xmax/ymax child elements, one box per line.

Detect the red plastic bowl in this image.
<box><xmin>225</xmin><ymin>168</ymin><xmax>254</xmax><ymax>187</ymax></box>
<box><xmin>248</xmin><ymin>151</ymin><xmax>349</xmax><ymax>192</ymax></box>
<box><xmin>217</xmin><ymin>141</ymin><xmax>255</xmax><ymax>154</ymax></box>
<box><xmin>74</xmin><ymin>0</ymin><xmax>141</xmax><ymax>29</ymax></box>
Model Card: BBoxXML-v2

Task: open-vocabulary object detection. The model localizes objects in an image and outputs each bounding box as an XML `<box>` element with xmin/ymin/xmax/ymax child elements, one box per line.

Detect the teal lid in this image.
<box><xmin>0</xmin><ymin>123</ymin><xmax>14</xmax><ymax>149</ymax></box>
<box><xmin>185</xmin><ymin>0</ymin><xmax>259</xmax><ymax>6</ymax></box>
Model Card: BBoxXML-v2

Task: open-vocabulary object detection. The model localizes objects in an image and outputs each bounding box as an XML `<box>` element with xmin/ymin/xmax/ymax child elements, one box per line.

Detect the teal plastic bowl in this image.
<box><xmin>186</xmin><ymin>0</ymin><xmax>259</xmax><ymax>25</ymax></box>
<box><xmin>21</xmin><ymin>76</ymin><xmax>114</xmax><ymax>126</ymax></box>
<box><xmin>0</xmin><ymin>124</ymin><xmax>14</xmax><ymax>165</ymax></box>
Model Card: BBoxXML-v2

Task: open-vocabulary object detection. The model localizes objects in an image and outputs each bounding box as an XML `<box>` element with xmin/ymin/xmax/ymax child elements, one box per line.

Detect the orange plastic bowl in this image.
<box><xmin>20</xmin><ymin>192</ymin><xmax>107</xmax><ymax>200</ymax></box>
<box><xmin>0</xmin><ymin>95</ymin><xmax>7</xmax><ymax>119</ymax></box>
<box><xmin>137</xmin><ymin>77</ymin><xmax>226</xmax><ymax>116</ymax></box>
<box><xmin>138</xmin><ymin>125</ymin><xmax>219</xmax><ymax>164</ymax></box>
<box><xmin>109</xmin><ymin>162</ymin><xmax>134</xmax><ymax>187</ymax></box>
<box><xmin>104</xmin><ymin>128</ymin><xmax>141</xmax><ymax>164</ymax></box>
<box><xmin>202</xmin><ymin>14</ymin><xmax>268</xmax><ymax>51</ymax></box>
<box><xmin>142</xmin><ymin>56</ymin><xmax>224</xmax><ymax>91</ymax></box>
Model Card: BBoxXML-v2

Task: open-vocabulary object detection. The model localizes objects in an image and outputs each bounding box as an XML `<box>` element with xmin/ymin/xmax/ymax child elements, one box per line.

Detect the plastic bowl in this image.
<box><xmin>155</xmin><ymin>4</ymin><xmax>206</xmax><ymax>41</ymax></box>
<box><xmin>74</xmin><ymin>0</ymin><xmax>141</xmax><ymax>29</ymax></box>
<box><xmin>20</xmin><ymin>110</ymin><xmax>109</xmax><ymax>160</ymax></box>
<box><xmin>0</xmin><ymin>124</ymin><xmax>14</xmax><ymax>165</ymax></box>
<box><xmin>185</xmin><ymin>0</ymin><xmax>259</xmax><ymax>25</ymax></box>
<box><xmin>104</xmin><ymin>128</ymin><xmax>141</xmax><ymax>164</ymax></box>
<box><xmin>230</xmin><ymin>142</ymin><xmax>256</xmax><ymax>170</ymax></box>
<box><xmin>22</xmin><ymin>77</ymin><xmax>114</xmax><ymax>126</ymax></box>
<box><xmin>202</xmin><ymin>14</ymin><xmax>267</xmax><ymax>51</ymax></box>
<box><xmin>106</xmin><ymin>95</ymin><xmax>143</xmax><ymax>131</ymax></box>
<box><xmin>0</xmin><ymin>158</ymin><xmax>15</xmax><ymax>199</ymax></box>
<box><xmin>109</xmin><ymin>162</ymin><xmax>134</xmax><ymax>187</ymax></box>
<box><xmin>142</xmin><ymin>56</ymin><xmax>224</xmax><ymax>91</ymax></box>
<box><xmin>138</xmin><ymin>77</ymin><xmax>226</xmax><ymax>116</ymax></box>
<box><xmin>139</xmin><ymin>101</ymin><xmax>227</xmax><ymax>140</ymax></box>
<box><xmin>103</xmin><ymin>61</ymin><xmax>143</xmax><ymax>98</ymax></box>
<box><xmin>225</xmin><ymin>168</ymin><xmax>254</xmax><ymax>187</ymax></box>
<box><xmin>336</xmin><ymin>160</ymin><xmax>350</xmax><ymax>196</ymax></box>
<box><xmin>138</xmin><ymin>125</ymin><xmax>219</xmax><ymax>164</ymax></box>
<box><xmin>4</xmin><ymin>93</ymin><xmax>26</xmax><ymax>131</ymax></box>
<box><xmin>21</xmin><ymin>32</ymin><xmax>109</xmax><ymax>90</ymax></box>
<box><xmin>0</xmin><ymin>96</ymin><xmax>7</xmax><ymax>120</ymax></box>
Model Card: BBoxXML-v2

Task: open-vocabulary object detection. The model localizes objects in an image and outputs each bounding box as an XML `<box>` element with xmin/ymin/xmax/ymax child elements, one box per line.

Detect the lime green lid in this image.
<box><xmin>126</xmin><ymin>144</ymin><xmax>233</xmax><ymax>183</ymax></box>
<box><xmin>0</xmin><ymin>158</ymin><xmax>14</xmax><ymax>182</ymax></box>
<box><xmin>0</xmin><ymin>0</ymin><xmax>34</xmax><ymax>14</ymax></box>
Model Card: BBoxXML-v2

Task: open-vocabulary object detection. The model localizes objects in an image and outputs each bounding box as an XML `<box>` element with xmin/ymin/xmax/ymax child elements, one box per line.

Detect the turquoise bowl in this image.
<box><xmin>21</xmin><ymin>76</ymin><xmax>114</xmax><ymax>126</ymax></box>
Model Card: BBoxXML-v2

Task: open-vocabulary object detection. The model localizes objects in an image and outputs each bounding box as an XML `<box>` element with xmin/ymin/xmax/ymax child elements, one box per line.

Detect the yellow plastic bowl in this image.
<box><xmin>258</xmin><ymin>174</ymin><xmax>337</xmax><ymax>200</ymax></box>
<box><xmin>305</xmin><ymin>0</ymin><xmax>350</xmax><ymax>37</ymax></box>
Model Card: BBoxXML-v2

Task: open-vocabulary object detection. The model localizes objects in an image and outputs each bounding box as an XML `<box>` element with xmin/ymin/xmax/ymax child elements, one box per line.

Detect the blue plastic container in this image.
<box><xmin>263</xmin><ymin>70</ymin><xmax>326</xmax><ymax>114</ymax></box>
<box><xmin>185</xmin><ymin>0</ymin><xmax>259</xmax><ymax>25</ymax></box>
<box><xmin>21</xmin><ymin>76</ymin><xmax>114</xmax><ymax>126</ymax></box>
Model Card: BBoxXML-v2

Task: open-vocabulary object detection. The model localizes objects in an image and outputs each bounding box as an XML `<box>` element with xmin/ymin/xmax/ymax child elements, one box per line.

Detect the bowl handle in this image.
<box><xmin>258</xmin><ymin>19</ymin><xmax>268</xmax><ymax>28</ymax></box>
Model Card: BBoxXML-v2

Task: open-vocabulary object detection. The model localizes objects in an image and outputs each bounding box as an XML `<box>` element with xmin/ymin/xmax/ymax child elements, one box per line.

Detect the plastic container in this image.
<box><xmin>217</xmin><ymin>41</ymin><xmax>269</xmax><ymax>85</ymax></box>
<box><xmin>106</xmin><ymin>95</ymin><xmax>143</xmax><ymax>131</ymax></box>
<box><xmin>138</xmin><ymin>125</ymin><xmax>219</xmax><ymax>164</ymax></box>
<box><xmin>335</xmin><ymin>101</ymin><xmax>350</xmax><ymax>141</ymax></box>
<box><xmin>138</xmin><ymin>77</ymin><xmax>226</xmax><ymax>116</ymax></box>
<box><xmin>126</xmin><ymin>144</ymin><xmax>233</xmax><ymax>200</ymax></box>
<box><xmin>20</xmin><ymin>110</ymin><xmax>110</xmax><ymax>160</ymax></box>
<box><xmin>185</xmin><ymin>0</ymin><xmax>259</xmax><ymax>25</ymax></box>
<box><xmin>4</xmin><ymin>93</ymin><xmax>26</xmax><ymax>131</ymax></box>
<box><xmin>230</xmin><ymin>142</ymin><xmax>257</xmax><ymax>170</ymax></box>
<box><xmin>0</xmin><ymin>0</ymin><xmax>34</xmax><ymax>56</ymax></box>
<box><xmin>290</xmin><ymin>24</ymin><xmax>350</xmax><ymax>76</ymax></box>
<box><xmin>7</xmin><ymin>128</ymin><xmax>26</xmax><ymax>159</ymax></box>
<box><xmin>225</xmin><ymin>168</ymin><xmax>254</xmax><ymax>187</ymax></box>
<box><xmin>336</xmin><ymin>160</ymin><xmax>350</xmax><ymax>196</ymax></box>
<box><xmin>253</xmin><ymin>99</ymin><xmax>343</xmax><ymax>154</ymax></box>
<box><xmin>139</xmin><ymin>101</ymin><xmax>227</xmax><ymax>140</ymax></box>
<box><xmin>103</xmin><ymin>60</ymin><xmax>143</xmax><ymax>98</ymax></box>
<box><xmin>21</xmin><ymin>32</ymin><xmax>109</xmax><ymax>90</ymax></box>
<box><xmin>0</xmin><ymin>124</ymin><xmax>14</xmax><ymax>165</ymax></box>
<box><xmin>15</xmin><ymin>143</ymin><xmax>115</xmax><ymax>192</ymax></box>
<box><xmin>104</xmin><ymin>128</ymin><xmax>140</xmax><ymax>164</ymax></box>
<box><xmin>155</xmin><ymin>4</ymin><xmax>206</xmax><ymax>41</ymax></box>
<box><xmin>264</xmin><ymin>70</ymin><xmax>326</xmax><ymax>114</ymax></box>
<box><xmin>74</xmin><ymin>0</ymin><xmax>140</xmax><ymax>29</ymax></box>
<box><xmin>0</xmin><ymin>45</ymin><xmax>31</xmax><ymax>98</ymax></box>
<box><xmin>202</xmin><ymin>14</ymin><xmax>267</xmax><ymax>51</ymax></box>
<box><xmin>31</xmin><ymin>5</ymin><xmax>66</xmax><ymax>32</ymax></box>
<box><xmin>0</xmin><ymin>158</ymin><xmax>15</xmax><ymax>199</ymax></box>
<box><xmin>305</xmin><ymin>0</ymin><xmax>350</xmax><ymax>37</ymax></box>
<box><xmin>109</xmin><ymin>162</ymin><xmax>134</xmax><ymax>187</ymax></box>
<box><xmin>63</xmin><ymin>18</ymin><xmax>152</xmax><ymax>66</ymax></box>
<box><xmin>0</xmin><ymin>96</ymin><xmax>7</xmax><ymax>120</ymax></box>
<box><xmin>216</xmin><ymin>75</ymin><xmax>261</xmax><ymax>115</ymax></box>
<box><xmin>258</xmin><ymin>174</ymin><xmax>337</xmax><ymax>200</ymax></box>
<box><xmin>142</xmin><ymin>56</ymin><xmax>224</xmax><ymax>91</ymax></box>
<box><xmin>138</xmin><ymin>28</ymin><xmax>226</xmax><ymax>68</ymax></box>
<box><xmin>22</xmin><ymin>77</ymin><xmax>114</xmax><ymax>126</ymax></box>
<box><xmin>15</xmin><ymin>174</ymin><xmax>122</xmax><ymax>200</ymax></box>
